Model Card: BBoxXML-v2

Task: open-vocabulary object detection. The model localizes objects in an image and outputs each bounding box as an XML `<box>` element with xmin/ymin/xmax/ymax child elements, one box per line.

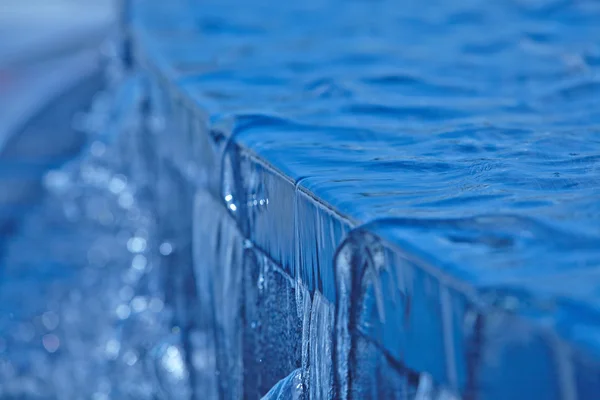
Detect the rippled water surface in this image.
<box><xmin>142</xmin><ymin>0</ymin><xmax>600</xmax><ymax>228</ymax></box>
<box><xmin>137</xmin><ymin>0</ymin><xmax>600</xmax><ymax>305</ymax></box>
<box><xmin>2</xmin><ymin>0</ymin><xmax>600</xmax><ymax>398</ymax></box>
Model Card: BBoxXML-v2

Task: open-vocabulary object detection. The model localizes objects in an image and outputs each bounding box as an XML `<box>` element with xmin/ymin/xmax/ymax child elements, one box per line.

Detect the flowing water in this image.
<box><xmin>2</xmin><ymin>0</ymin><xmax>600</xmax><ymax>398</ymax></box>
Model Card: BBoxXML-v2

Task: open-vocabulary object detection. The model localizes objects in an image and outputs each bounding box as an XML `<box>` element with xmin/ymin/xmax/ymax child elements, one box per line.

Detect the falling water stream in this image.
<box><xmin>2</xmin><ymin>0</ymin><xmax>600</xmax><ymax>399</ymax></box>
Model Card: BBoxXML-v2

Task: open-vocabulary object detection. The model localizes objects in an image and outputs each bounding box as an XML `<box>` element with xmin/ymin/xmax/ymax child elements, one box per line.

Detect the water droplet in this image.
<box><xmin>257</xmin><ymin>272</ymin><xmax>265</xmax><ymax>292</ymax></box>
<box><xmin>123</xmin><ymin>350</ymin><xmax>138</xmax><ymax>366</ymax></box>
<box><xmin>163</xmin><ymin>346</ymin><xmax>187</xmax><ymax>379</ymax></box>
<box><xmin>42</xmin><ymin>311</ymin><xmax>59</xmax><ymax>331</ymax></box>
<box><xmin>131</xmin><ymin>296</ymin><xmax>148</xmax><ymax>313</ymax></box>
<box><xmin>119</xmin><ymin>192</ymin><xmax>135</xmax><ymax>209</ymax></box>
<box><xmin>42</xmin><ymin>334</ymin><xmax>60</xmax><ymax>353</ymax></box>
<box><xmin>116</xmin><ymin>304</ymin><xmax>131</xmax><ymax>320</ymax></box>
<box><xmin>159</xmin><ymin>242</ymin><xmax>173</xmax><ymax>256</ymax></box>
<box><xmin>109</xmin><ymin>175</ymin><xmax>128</xmax><ymax>194</ymax></box>
<box><xmin>44</xmin><ymin>170</ymin><xmax>71</xmax><ymax>192</ymax></box>
<box><xmin>127</xmin><ymin>237</ymin><xmax>147</xmax><ymax>253</ymax></box>
<box><xmin>132</xmin><ymin>254</ymin><xmax>147</xmax><ymax>271</ymax></box>
<box><xmin>105</xmin><ymin>339</ymin><xmax>120</xmax><ymax>360</ymax></box>
<box><xmin>150</xmin><ymin>337</ymin><xmax>192</xmax><ymax>398</ymax></box>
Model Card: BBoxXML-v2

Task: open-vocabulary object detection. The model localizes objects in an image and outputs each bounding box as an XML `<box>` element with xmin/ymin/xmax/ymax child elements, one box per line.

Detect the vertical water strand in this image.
<box><xmin>242</xmin><ymin>245</ymin><xmax>304</xmax><ymax>399</ymax></box>
<box><xmin>333</xmin><ymin>232</ymin><xmax>361</xmax><ymax>400</ymax></box>
<box><xmin>293</xmin><ymin>177</ymin><xmax>314</xmax><ymax>399</ymax></box>
<box><xmin>333</xmin><ymin>229</ymin><xmax>409</xmax><ymax>399</ymax></box>
<box><xmin>440</xmin><ymin>286</ymin><xmax>458</xmax><ymax>392</ymax></box>
<box><xmin>220</xmin><ymin>125</ymin><xmax>242</xmax><ymax>225</ymax></box>
<box><xmin>296</xmin><ymin>280</ymin><xmax>311</xmax><ymax>399</ymax></box>
<box><xmin>553</xmin><ymin>337</ymin><xmax>577</xmax><ymax>400</ymax></box>
<box><xmin>182</xmin><ymin>111</ymin><xmax>240</xmax><ymax>398</ymax></box>
<box><xmin>308</xmin><ymin>290</ymin><xmax>335</xmax><ymax>400</ymax></box>
<box><xmin>334</xmin><ymin>229</ymin><xmax>390</xmax><ymax>398</ymax></box>
<box><xmin>243</xmin><ymin>245</ymin><xmax>262</xmax><ymax>399</ymax></box>
<box><xmin>219</xmin><ymin>121</ymin><xmax>246</xmax><ymax>399</ymax></box>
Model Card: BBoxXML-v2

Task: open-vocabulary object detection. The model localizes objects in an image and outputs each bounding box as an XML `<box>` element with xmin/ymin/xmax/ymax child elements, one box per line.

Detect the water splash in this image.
<box><xmin>261</xmin><ymin>368</ymin><xmax>303</xmax><ymax>400</ymax></box>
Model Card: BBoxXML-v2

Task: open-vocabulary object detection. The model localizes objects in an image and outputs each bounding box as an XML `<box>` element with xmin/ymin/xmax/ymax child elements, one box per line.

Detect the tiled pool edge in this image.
<box><xmin>125</xmin><ymin>4</ymin><xmax>600</xmax><ymax>400</ymax></box>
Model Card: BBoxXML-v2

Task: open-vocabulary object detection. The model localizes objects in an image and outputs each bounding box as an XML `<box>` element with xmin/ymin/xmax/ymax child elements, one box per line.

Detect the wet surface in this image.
<box><xmin>2</xmin><ymin>0</ymin><xmax>600</xmax><ymax>398</ymax></box>
<box><xmin>133</xmin><ymin>0</ymin><xmax>600</xmax><ymax>398</ymax></box>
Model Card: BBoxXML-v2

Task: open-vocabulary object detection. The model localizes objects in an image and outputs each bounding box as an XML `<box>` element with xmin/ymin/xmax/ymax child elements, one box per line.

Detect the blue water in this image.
<box><xmin>2</xmin><ymin>0</ymin><xmax>600</xmax><ymax>398</ymax></box>
<box><xmin>134</xmin><ymin>0</ymin><xmax>600</xmax><ymax>398</ymax></box>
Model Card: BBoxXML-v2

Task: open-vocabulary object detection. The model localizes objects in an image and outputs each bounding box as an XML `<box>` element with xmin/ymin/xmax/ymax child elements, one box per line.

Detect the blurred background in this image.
<box><xmin>0</xmin><ymin>0</ymin><xmax>113</xmax><ymax>139</ymax></box>
<box><xmin>0</xmin><ymin>0</ymin><xmax>114</xmax><ymax>232</ymax></box>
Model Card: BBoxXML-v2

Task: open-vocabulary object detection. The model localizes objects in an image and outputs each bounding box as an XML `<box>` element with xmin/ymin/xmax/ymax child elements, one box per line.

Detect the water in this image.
<box><xmin>3</xmin><ymin>0</ymin><xmax>600</xmax><ymax>398</ymax></box>
<box><xmin>133</xmin><ymin>0</ymin><xmax>600</xmax><ymax>397</ymax></box>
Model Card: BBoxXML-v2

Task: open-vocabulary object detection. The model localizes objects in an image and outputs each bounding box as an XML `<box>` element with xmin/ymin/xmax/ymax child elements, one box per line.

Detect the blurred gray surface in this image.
<box><xmin>0</xmin><ymin>0</ymin><xmax>114</xmax><ymax>149</ymax></box>
<box><xmin>0</xmin><ymin>0</ymin><xmax>112</xmax><ymax>234</ymax></box>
